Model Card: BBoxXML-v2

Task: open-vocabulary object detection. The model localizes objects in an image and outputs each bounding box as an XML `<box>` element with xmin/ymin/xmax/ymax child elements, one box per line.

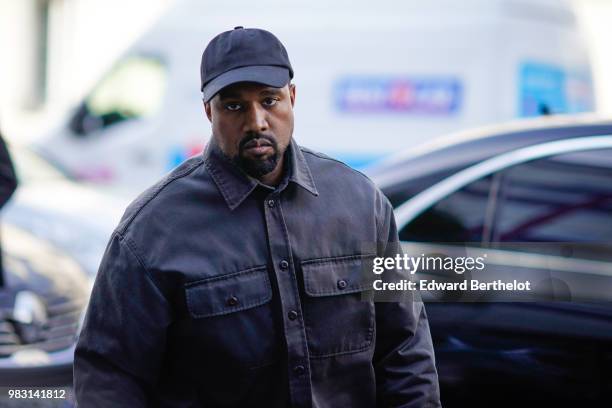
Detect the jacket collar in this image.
<box><xmin>203</xmin><ymin>138</ymin><xmax>318</xmax><ymax>210</ymax></box>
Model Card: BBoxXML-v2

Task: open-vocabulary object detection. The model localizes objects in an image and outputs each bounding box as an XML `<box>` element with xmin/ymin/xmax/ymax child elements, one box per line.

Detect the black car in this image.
<box><xmin>0</xmin><ymin>145</ymin><xmax>121</xmax><ymax>390</ymax></box>
<box><xmin>368</xmin><ymin>115</ymin><xmax>612</xmax><ymax>407</ymax></box>
<box><xmin>0</xmin><ymin>223</ymin><xmax>89</xmax><ymax>387</ymax></box>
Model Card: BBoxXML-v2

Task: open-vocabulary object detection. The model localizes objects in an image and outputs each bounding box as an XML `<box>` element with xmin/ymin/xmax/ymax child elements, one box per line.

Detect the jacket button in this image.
<box><xmin>226</xmin><ymin>296</ymin><xmax>239</xmax><ymax>307</ymax></box>
<box><xmin>337</xmin><ymin>279</ymin><xmax>348</xmax><ymax>290</ymax></box>
<box><xmin>267</xmin><ymin>199</ymin><xmax>275</xmax><ymax>208</ymax></box>
<box><xmin>288</xmin><ymin>310</ymin><xmax>298</xmax><ymax>320</ymax></box>
<box><xmin>280</xmin><ymin>260</ymin><xmax>289</xmax><ymax>270</ymax></box>
<box><xmin>293</xmin><ymin>365</ymin><xmax>305</xmax><ymax>375</ymax></box>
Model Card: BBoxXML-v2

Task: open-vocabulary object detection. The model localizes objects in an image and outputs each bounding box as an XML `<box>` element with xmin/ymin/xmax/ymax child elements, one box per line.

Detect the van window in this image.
<box><xmin>70</xmin><ymin>56</ymin><xmax>167</xmax><ymax>136</ymax></box>
<box><xmin>493</xmin><ymin>149</ymin><xmax>612</xmax><ymax>245</ymax></box>
<box><xmin>398</xmin><ymin>174</ymin><xmax>498</xmax><ymax>243</ymax></box>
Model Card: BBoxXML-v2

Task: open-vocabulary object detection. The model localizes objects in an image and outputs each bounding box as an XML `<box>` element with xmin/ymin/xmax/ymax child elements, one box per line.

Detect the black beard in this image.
<box><xmin>233</xmin><ymin>133</ymin><xmax>280</xmax><ymax>178</ymax></box>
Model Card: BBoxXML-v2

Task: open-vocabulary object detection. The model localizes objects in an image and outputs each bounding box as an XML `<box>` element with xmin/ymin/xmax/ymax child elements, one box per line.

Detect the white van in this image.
<box><xmin>34</xmin><ymin>0</ymin><xmax>595</xmax><ymax>193</ymax></box>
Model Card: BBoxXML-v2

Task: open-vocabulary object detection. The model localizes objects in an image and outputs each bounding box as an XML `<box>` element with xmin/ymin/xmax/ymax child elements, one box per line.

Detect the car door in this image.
<box><xmin>392</xmin><ymin>137</ymin><xmax>612</xmax><ymax>404</ymax></box>
<box><xmin>394</xmin><ymin>136</ymin><xmax>612</xmax><ymax>303</ymax></box>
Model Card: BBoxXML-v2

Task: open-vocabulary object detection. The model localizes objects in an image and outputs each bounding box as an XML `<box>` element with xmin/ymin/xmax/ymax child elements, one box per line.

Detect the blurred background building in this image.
<box><xmin>0</xmin><ymin>0</ymin><xmax>610</xmax><ymax>187</ymax></box>
<box><xmin>577</xmin><ymin>0</ymin><xmax>612</xmax><ymax>113</ymax></box>
<box><xmin>0</xmin><ymin>0</ymin><xmax>173</xmax><ymax>138</ymax></box>
<box><xmin>1</xmin><ymin>0</ymin><xmax>611</xmax><ymax>140</ymax></box>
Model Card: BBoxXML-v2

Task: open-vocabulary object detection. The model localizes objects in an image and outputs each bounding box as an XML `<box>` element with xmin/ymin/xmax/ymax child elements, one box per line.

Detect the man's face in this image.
<box><xmin>205</xmin><ymin>82</ymin><xmax>296</xmax><ymax>179</ymax></box>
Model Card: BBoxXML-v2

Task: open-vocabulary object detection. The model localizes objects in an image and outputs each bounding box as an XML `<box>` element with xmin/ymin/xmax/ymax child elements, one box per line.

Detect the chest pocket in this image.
<box><xmin>184</xmin><ymin>265</ymin><xmax>277</xmax><ymax>369</ymax></box>
<box><xmin>186</xmin><ymin>265</ymin><xmax>272</xmax><ymax>318</ymax></box>
<box><xmin>300</xmin><ymin>254</ymin><xmax>375</xmax><ymax>358</ymax></box>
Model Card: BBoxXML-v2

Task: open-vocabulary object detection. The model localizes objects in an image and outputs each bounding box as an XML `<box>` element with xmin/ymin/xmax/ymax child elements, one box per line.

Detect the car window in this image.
<box><xmin>398</xmin><ymin>174</ymin><xmax>498</xmax><ymax>243</ymax></box>
<box><xmin>69</xmin><ymin>56</ymin><xmax>167</xmax><ymax>136</ymax></box>
<box><xmin>384</xmin><ymin>170</ymin><xmax>458</xmax><ymax>209</ymax></box>
<box><xmin>493</xmin><ymin>148</ymin><xmax>612</xmax><ymax>247</ymax></box>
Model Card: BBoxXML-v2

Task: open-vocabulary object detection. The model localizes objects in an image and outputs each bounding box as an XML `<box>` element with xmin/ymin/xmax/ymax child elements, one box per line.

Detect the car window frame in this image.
<box><xmin>394</xmin><ymin>135</ymin><xmax>612</xmax><ymax>230</ymax></box>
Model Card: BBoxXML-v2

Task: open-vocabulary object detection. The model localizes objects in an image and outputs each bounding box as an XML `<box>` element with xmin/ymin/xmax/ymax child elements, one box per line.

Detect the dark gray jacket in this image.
<box><xmin>74</xmin><ymin>139</ymin><xmax>440</xmax><ymax>407</ymax></box>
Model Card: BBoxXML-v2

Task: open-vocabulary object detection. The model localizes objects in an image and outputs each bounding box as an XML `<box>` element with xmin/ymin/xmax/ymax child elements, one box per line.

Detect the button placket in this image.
<box><xmin>262</xmin><ymin>194</ymin><xmax>313</xmax><ymax>407</ymax></box>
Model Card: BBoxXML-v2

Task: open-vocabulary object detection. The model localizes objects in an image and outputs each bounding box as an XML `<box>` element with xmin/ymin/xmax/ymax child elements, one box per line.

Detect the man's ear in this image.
<box><xmin>204</xmin><ymin>101</ymin><xmax>212</xmax><ymax>122</ymax></box>
<box><xmin>289</xmin><ymin>83</ymin><xmax>296</xmax><ymax>108</ymax></box>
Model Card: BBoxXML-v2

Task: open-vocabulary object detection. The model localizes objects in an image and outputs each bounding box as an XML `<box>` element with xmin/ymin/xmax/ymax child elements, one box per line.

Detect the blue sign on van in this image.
<box><xmin>518</xmin><ymin>61</ymin><xmax>595</xmax><ymax>117</ymax></box>
<box><xmin>518</xmin><ymin>62</ymin><xmax>566</xmax><ymax>117</ymax></box>
<box><xmin>334</xmin><ymin>76</ymin><xmax>462</xmax><ymax>114</ymax></box>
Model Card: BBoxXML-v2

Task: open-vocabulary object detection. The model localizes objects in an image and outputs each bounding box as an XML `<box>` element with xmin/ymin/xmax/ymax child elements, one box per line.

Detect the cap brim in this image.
<box><xmin>202</xmin><ymin>65</ymin><xmax>291</xmax><ymax>102</ymax></box>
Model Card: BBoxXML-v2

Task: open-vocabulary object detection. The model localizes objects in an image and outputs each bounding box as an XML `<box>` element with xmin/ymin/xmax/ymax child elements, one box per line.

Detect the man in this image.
<box><xmin>74</xmin><ymin>27</ymin><xmax>441</xmax><ymax>407</ymax></box>
<box><xmin>0</xmin><ymin>128</ymin><xmax>18</xmax><ymax>287</ymax></box>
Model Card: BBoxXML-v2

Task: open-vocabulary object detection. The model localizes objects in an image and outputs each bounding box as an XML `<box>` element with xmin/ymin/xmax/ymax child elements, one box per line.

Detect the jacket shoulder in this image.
<box><xmin>300</xmin><ymin>146</ymin><xmax>380</xmax><ymax>192</ymax></box>
<box><xmin>116</xmin><ymin>156</ymin><xmax>204</xmax><ymax>235</ymax></box>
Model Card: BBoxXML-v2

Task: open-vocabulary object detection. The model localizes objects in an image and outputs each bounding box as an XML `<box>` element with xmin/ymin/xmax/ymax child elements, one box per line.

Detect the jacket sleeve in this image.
<box><xmin>373</xmin><ymin>193</ymin><xmax>441</xmax><ymax>408</ymax></box>
<box><xmin>0</xmin><ymin>132</ymin><xmax>18</xmax><ymax>208</ymax></box>
<box><xmin>74</xmin><ymin>232</ymin><xmax>172</xmax><ymax>407</ymax></box>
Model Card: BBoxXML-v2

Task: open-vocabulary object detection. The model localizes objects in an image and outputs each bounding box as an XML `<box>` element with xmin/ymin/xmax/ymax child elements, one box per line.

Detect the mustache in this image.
<box><xmin>239</xmin><ymin>132</ymin><xmax>277</xmax><ymax>150</ymax></box>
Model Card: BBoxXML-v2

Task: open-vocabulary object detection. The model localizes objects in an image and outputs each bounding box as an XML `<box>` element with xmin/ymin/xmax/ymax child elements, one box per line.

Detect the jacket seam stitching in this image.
<box><xmin>118</xmin><ymin>158</ymin><xmax>204</xmax><ymax>234</ymax></box>
<box><xmin>304</xmin><ymin>285</ymin><xmax>371</xmax><ymax>297</ymax></box>
<box><xmin>204</xmin><ymin>159</ymin><xmax>236</xmax><ymax>208</ymax></box>
<box><xmin>184</xmin><ymin>264</ymin><xmax>268</xmax><ymax>287</ymax></box>
<box><xmin>275</xmin><ymin>199</ymin><xmax>312</xmax><ymax>364</ymax></box>
<box><xmin>300</xmin><ymin>148</ymin><xmax>374</xmax><ymax>184</ymax></box>
<box><xmin>117</xmin><ymin>232</ymin><xmax>172</xmax><ymax>307</ymax></box>
<box><xmin>293</xmin><ymin>147</ymin><xmax>318</xmax><ymax>195</ymax></box>
<box><xmin>309</xmin><ymin>326</ymin><xmax>375</xmax><ymax>359</ymax></box>
<box><xmin>376</xmin><ymin>201</ymin><xmax>384</xmax><ymax>244</ymax></box>
<box><xmin>301</xmin><ymin>253</ymin><xmax>376</xmax><ymax>265</ymax></box>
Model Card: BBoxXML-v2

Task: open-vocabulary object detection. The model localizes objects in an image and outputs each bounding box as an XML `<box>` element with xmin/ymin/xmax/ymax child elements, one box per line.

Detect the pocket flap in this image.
<box><xmin>185</xmin><ymin>266</ymin><xmax>272</xmax><ymax>318</ymax></box>
<box><xmin>302</xmin><ymin>255</ymin><xmax>374</xmax><ymax>297</ymax></box>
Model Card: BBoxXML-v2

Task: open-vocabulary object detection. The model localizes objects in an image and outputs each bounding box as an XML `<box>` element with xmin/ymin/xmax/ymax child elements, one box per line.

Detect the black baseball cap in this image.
<box><xmin>200</xmin><ymin>27</ymin><xmax>294</xmax><ymax>102</ymax></box>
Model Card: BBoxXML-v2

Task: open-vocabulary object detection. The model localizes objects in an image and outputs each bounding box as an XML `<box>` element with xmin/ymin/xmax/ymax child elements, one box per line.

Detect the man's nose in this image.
<box><xmin>243</xmin><ymin>104</ymin><xmax>269</xmax><ymax>133</ymax></box>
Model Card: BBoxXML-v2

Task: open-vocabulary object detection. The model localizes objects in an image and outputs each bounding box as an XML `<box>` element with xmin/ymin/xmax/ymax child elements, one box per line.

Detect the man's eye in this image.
<box><xmin>225</xmin><ymin>103</ymin><xmax>242</xmax><ymax>111</ymax></box>
<box><xmin>262</xmin><ymin>98</ymin><xmax>278</xmax><ymax>107</ymax></box>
